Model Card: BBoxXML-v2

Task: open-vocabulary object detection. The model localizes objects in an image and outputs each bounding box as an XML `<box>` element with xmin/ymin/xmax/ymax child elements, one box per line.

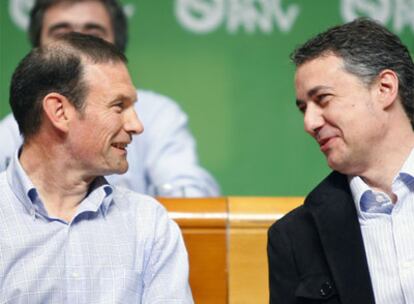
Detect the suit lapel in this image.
<box><xmin>306</xmin><ymin>172</ymin><xmax>375</xmax><ymax>304</ymax></box>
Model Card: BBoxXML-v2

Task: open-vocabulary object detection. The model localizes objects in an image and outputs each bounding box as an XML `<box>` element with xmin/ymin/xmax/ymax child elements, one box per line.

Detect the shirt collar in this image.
<box><xmin>6</xmin><ymin>149</ymin><xmax>37</xmax><ymax>215</ymax></box>
<box><xmin>349</xmin><ymin>148</ymin><xmax>414</xmax><ymax>218</ymax></box>
<box><xmin>396</xmin><ymin>148</ymin><xmax>414</xmax><ymax>187</ymax></box>
<box><xmin>81</xmin><ymin>176</ymin><xmax>114</xmax><ymax>217</ymax></box>
<box><xmin>349</xmin><ymin>175</ymin><xmax>371</xmax><ymax>218</ymax></box>
<box><xmin>6</xmin><ymin>149</ymin><xmax>114</xmax><ymax>218</ymax></box>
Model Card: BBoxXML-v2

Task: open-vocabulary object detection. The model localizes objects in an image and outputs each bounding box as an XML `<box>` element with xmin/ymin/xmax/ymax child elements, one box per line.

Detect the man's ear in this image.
<box><xmin>42</xmin><ymin>93</ymin><xmax>75</xmax><ymax>133</ymax></box>
<box><xmin>375</xmin><ymin>69</ymin><xmax>399</xmax><ymax>109</ymax></box>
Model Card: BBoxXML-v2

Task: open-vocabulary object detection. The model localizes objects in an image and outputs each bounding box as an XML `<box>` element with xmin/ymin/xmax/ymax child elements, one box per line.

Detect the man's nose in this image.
<box><xmin>303</xmin><ymin>103</ymin><xmax>324</xmax><ymax>137</ymax></box>
<box><xmin>124</xmin><ymin>108</ymin><xmax>144</xmax><ymax>135</ymax></box>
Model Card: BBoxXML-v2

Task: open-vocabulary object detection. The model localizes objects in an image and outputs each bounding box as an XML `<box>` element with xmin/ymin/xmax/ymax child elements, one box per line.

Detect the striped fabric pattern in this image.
<box><xmin>0</xmin><ymin>153</ymin><xmax>193</xmax><ymax>304</ymax></box>
<box><xmin>349</xmin><ymin>149</ymin><xmax>414</xmax><ymax>304</ymax></box>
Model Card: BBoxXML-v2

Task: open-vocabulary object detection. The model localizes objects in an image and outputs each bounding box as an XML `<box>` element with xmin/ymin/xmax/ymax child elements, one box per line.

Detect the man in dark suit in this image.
<box><xmin>268</xmin><ymin>18</ymin><xmax>414</xmax><ymax>303</ymax></box>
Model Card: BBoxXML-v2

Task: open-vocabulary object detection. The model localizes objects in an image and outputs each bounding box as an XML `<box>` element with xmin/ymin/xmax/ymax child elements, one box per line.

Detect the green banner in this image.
<box><xmin>1</xmin><ymin>0</ymin><xmax>413</xmax><ymax>195</ymax></box>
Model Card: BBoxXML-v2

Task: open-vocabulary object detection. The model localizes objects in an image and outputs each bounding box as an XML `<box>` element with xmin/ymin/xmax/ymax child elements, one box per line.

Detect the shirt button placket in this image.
<box><xmin>66</xmin><ymin>225</ymin><xmax>82</xmax><ymax>303</ymax></box>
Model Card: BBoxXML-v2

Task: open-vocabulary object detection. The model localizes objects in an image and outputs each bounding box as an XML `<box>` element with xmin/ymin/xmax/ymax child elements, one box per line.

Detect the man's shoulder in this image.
<box><xmin>137</xmin><ymin>89</ymin><xmax>183</xmax><ymax>112</ymax></box>
<box><xmin>136</xmin><ymin>89</ymin><xmax>188</xmax><ymax>123</ymax></box>
<box><xmin>305</xmin><ymin>171</ymin><xmax>349</xmax><ymax>205</ymax></box>
<box><xmin>0</xmin><ymin>170</ymin><xmax>16</xmax><ymax>213</ymax></box>
<box><xmin>0</xmin><ymin>113</ymin><xmax>17</xmax><ymax>125</ymax></box>
<box><xmin>109</xmin><ymin>186</ymin><xmax>179</xmax><ymax>238</ymax></box>
<box><xmin>0</xmin><ymin>113</ymin><xmax>19</xmax><ymax>135</ymax></box>
<box><xmin>110</xmin><ymin>186</ymin><xmax>168</xmax><ymax>216</ymax></box>
<box><xmin>269</xmin><ymin>203</ymin><xmax>309</xmax><ymax>234</ymax></box>
<box><xmin>0</xmin><ymin>170</ymin><xmax>8</xmax><ymax>186</ymax></box>
<box><xmin>269</xmin><ymin>171</ymin><xmax>349</xmax><ymax>233</ymax></box>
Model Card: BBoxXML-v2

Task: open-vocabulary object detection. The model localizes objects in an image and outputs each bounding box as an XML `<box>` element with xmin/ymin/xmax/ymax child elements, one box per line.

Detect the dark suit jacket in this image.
<box><xmin>267</xmin><ymin>171</ymin><xmax>376</xmax><ymax>304</ymax></box>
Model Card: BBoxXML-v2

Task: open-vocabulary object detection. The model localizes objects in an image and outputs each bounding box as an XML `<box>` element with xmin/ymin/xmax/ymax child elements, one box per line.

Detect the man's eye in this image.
<box><xmin>316</xmin><ymin>94</ymin><xmax>331</xmax><ymax>105</ymax></box>
<box><xmin>113</xmin><ymin>103</ymin><xmax>124</xmax><ymax>111</ymax></box>
<box><xmin>50</xmin><ymin>29</ymin><xmax>72</xmax><ymax>39</ymax></box>
<box><xmin>297</xmin><ymin>104</ymin><xmax>306</xmax><ymax>114</ymax></box>
<box><xmin>84</xmin><ymin>29</ymin><xmax>106</xmax><ymax>39</ymax></box>
<box><xmin>296</xmin><ymin>100</ymin><xmax>306</xmax><ymax>113</ymax></box>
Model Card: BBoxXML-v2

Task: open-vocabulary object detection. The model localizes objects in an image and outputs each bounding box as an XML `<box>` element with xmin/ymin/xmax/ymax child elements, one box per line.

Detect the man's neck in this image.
<box><xmin>357</xmin><ymin>130</ymin><xmax>414</xmax><ymax>201</ymax></box>
<box><xmin>19</xmin><ymin>141</ymin><xmax>94</xmax><ymax>222</ymax></box>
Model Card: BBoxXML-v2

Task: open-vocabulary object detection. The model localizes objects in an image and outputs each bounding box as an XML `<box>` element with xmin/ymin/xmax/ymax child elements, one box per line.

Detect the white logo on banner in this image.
<box><xmin>8</xmin><ymin>0</ymin><xmax>414</xmax><ymax>35</ymax></box>
<box><xmin>9</xmin><ymin>0</ymin><xmax>34</xmax><ymax>30</ymax></box>
<box><xmin>175</xmin><ymin>0</ymin><xmax>300</xmax><ymax>34</ymax></box>
<box><xmin>342</xmin><ymin>0</ymin><xmax>414</xmax><ymax>33</ymax></box>
<box><xmin>176</xmin><ymin>0</ymin><xmax>414</xmax><ymax>34</ymax></box>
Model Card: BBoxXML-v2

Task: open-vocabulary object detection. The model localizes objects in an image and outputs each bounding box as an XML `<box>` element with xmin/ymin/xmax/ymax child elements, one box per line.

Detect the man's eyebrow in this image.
<box><xmin>82</xmin><ymin>23</ymin><xmax>108</xmax><ymax>34</ymax></box>
<box><xmin>295</xmin><ymin>85</ymin><xmax>333</xmax><ymax>108</ymax></box>
<box><xmin>47</xmin><ymin>22</ymin><xmax>108</xmax><ymax>35</ymax></box>
<box><xmin>47</xmin><ymin>22</ymin><xmax>72</xmax><ymax>34</ymax></box>
<box><xmin>111</xmin><ymin>94</ymin><xmax>137</xmax><ymax>104</ymax></box>
<box><xmin>307</xmin><ymin>85</ymin><xmax>332</xmax><ymax>99</ymax></box>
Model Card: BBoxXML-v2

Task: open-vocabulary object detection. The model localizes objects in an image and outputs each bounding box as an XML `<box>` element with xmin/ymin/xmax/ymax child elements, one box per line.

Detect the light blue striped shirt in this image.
<box><xmin>0</xmin><ymin>153</ymin><xmax>193</xmax><ymax>303</ymax></box>
<box><xmin>350</xmin><ymin>149</ymin><xmax>414</xmax><ymax>304</ymax></box>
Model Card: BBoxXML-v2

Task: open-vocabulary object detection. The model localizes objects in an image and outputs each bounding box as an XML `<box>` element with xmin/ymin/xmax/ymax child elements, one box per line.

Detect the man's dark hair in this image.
<box><xmin>291</xmin><ymin>18</ymin><xmax>414</xmax><ymax>128</ymax></box>
<box><xmin>29</xmin><ymin>0</ymin><xmax>128</xmax><ymax>52</ymax></box>
<box><xmin>10</xmin><ymin>32</ymin><xmax>127</xmax><ymax>139</ymax></box>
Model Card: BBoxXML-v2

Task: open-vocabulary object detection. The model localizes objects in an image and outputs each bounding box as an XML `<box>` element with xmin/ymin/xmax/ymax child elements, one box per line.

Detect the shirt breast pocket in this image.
<box><xmin>295</xmin><ymin>273</ymin><xmax>340</xmax><ymax>303</ymax></box>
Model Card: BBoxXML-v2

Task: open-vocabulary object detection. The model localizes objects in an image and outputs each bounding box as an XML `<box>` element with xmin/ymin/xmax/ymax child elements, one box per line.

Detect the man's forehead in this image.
<box><xmin>83</xmin><ymin>61</ymin><xmax>130</xmax><ymax>81</ymax></box>
<box><xmin>40</xmin><ymin>1</ymin><xmax>116</xmax><ymax>48</ymax></box>
<box><xmin>83</xmin><ymin>62</ymin><xmax>136</xmax><ymax>98</ymax></box>
<box><xmin>293</xmin><ymin>55</ymin><xmax>344</xmax><ymax>100</ymax></box>
<box><xmin>295</xmin><ymin>55</ymin><xmax>345</xmax><ymax>84</ymax></box>
<box><xmin>43</xmin><ymin>0</ymin><xmax>111</xmax><ymax>26</ymax></box>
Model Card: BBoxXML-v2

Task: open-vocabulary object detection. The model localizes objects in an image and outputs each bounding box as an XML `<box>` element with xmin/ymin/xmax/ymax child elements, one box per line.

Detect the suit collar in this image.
<box><xmin>305</xmin><ymin>171</ymin><xmax>375</xmax><ymax>304</ymax></box>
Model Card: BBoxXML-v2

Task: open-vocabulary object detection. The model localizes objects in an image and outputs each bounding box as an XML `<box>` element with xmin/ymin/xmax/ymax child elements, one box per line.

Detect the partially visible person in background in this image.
<box><xmin>268</xmin><ymin>18</ymin><xmax>414</xmax><ymax>303</ymax></box>
<box><xmin>1</xmin><ymin>32</ymin><xmax>193</xmax><ymax>303</ymax></box>
<box><xmin>0</xmin><ymin>0</ymin><xmax>220</xmax><ymax>197</ymax></box>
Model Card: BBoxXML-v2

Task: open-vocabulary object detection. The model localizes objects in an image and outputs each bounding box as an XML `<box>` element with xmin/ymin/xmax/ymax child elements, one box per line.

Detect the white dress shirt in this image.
<box><xmin>349</xmin><ymin>149</ymin><xmax>414</xmax><ymax>304</ymax></box>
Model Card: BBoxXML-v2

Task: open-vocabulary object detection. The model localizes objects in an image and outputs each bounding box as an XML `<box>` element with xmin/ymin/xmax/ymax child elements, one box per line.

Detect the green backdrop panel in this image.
<box><xmin>1</xmin><ymin>0</ymin><xmax>413</xmax><ymax>195</ymax></box>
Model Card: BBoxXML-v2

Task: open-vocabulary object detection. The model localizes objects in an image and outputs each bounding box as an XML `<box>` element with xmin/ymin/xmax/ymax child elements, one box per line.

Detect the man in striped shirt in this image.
<box><xmin>268</xmin><ymin>18</ymin><xmax>414</xmax><ymax>304</ymax></box>
<box><xmin>0</xmin><ymin>32</ymin><xmax>193</xmax><ymax>303</ymax></box>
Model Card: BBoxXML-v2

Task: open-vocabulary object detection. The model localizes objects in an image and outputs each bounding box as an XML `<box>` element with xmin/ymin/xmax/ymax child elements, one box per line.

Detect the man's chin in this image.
<box><xmin>113</xmin><ymin>164</ymin><xmax>129</xmax><ymax>175</ymax></box>
<box><xmin>326</xmin><ymin>154</ymin><xmax>341</xmax><ymax>171</ymax></box>
<box><xmin>326</xmin><ymin>157</ymin><xmax>353</xmax><ymax>174</ymax></box>
<box><xmin>102</xmin><ymin>162</ymin><xmax>129</xmax><ymax>176</ymax></box>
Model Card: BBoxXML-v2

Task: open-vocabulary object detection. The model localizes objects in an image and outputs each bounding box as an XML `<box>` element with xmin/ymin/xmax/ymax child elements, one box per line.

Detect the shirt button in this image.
<box><xmin>320</xmin><ymin>281</ymin><xmax>333</xmax><ymax>297</ymax></box>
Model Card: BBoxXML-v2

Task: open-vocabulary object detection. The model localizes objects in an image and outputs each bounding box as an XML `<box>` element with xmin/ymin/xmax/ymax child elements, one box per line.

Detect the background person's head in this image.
<box><xmin>29</xmin><ymin>0</ymin><xmax>128</xmax><ymax>52</ymax></box>
<box><xmin>291</xmin><ymin>18</ymin><xmax>414</xmax><ymax>128</ymax></box>
<box><xmin>10</xmin><ymin>32</ymin><xmax>128</xmax><ymax>140</ymax></box>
